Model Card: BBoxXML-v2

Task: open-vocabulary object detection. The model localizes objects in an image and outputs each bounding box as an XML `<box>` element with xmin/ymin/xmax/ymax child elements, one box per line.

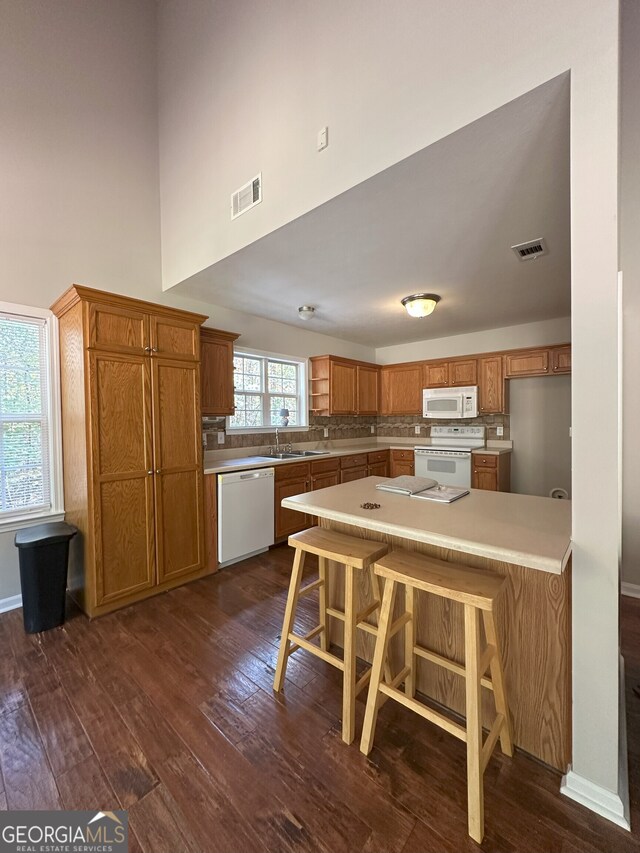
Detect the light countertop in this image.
<box><xmin>281</xmin><ymin>476</ymin><xmax>571</xmax><ymax>574</ymax></box>
<box><xmin>204</xmin><ymin>441</ymin><xmax>512</xmax><ymax>475</ymax></box>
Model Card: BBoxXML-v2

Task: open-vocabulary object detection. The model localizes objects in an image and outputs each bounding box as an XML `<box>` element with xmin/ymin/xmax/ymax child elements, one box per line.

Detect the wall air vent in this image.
<box><xmin>231</xmin><ymin>173</ymin><xmax>262</xmax><ymax>220</ymax></box>
<box><xmin>511</xmin><ymin>237</ymin><xmax>547</xmax><ymax>261</ymax></box>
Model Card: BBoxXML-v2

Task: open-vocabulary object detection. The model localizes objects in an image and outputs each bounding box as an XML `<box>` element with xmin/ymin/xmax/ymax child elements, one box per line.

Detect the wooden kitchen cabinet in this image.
<box><xmin>340</xmin><ymin>453</ymin><xmax>368</xmax><ymax>483</ymax></box>
<box><xmin>204</xmin><ymin>474</ymin><xmax>218</xmax><ymax>573</ymax></box>
<box><xmin>357</xmin><ymin>365</ymin><xmax>380</xmax><ymax>415</ymax></box>
<box><xmin>472</xmin><ymin>452</ymin><xmax>511</xmax><ymax>492</ymax></box>
<box><xmin>504</xmin><ymin>348</ymin><xmax>549</xmax><ymax>377</ymax></box>
<box><xmin>200</xmin><ymin>327</ymin><xmax>240</xmax><ymax>416</ymax></box>
<box><xmin>311</xmin><ymin>457</ymin><xmax>340</xmax><ymax>491</ymax></box>
<box><xmin>52</xmin><ymin>284</ymin><xmax>209</xmax><ymax>618</ymax></box>
<box><xmin>380</xmin><ymin>363</ymin><xmax>423</xmax><ymax>415</ymax></box>
<box><xmin>274</xmin><ymin>463</ymin><xmax>310</xmax><ymax>541</ymax></box>
<box><xmin>390</xmin><ymin>448</ymin><xmax>415</xmax><ymax>477</ymax></box>
<box><xmin>478</xmin><ymin>356</ymin><xmax>506</xmax><ymax>414</ymax></box>
<box><xmin>367</xmin><ymin>450</ymin><xmax>389</xmax><ymax>478</ymax></box>
<box><xmin>423</xmin><ymin>358</ymin><xmax>477</xmax><ymax>388</ymax></box>
<box><xmin>551</xmin><ymin>345</ymin><xmax>571</xmax><ymax>374</ymax></box>
<box><xmin>309</xmin><ymin>356</ymin><xmax>379</xmax><ymax>415</ymax></box>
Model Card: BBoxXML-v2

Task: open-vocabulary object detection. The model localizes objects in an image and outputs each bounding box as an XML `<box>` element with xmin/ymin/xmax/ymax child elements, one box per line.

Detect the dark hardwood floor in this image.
<box><xmin>0</xmin><ymin>544</ymin><xmax>638</xmax><ymax>853</ymax></box>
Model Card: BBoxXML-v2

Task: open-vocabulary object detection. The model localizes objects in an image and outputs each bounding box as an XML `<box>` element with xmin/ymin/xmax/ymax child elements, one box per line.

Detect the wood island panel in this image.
<box><xmin>317</xmin><ymin>518</ymin><xmax>571</xmax><ymax>773</ymax></box>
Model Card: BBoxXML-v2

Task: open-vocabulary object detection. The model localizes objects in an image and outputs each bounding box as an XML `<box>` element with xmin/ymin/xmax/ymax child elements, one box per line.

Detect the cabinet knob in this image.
<box><xmin>156</xmin><ymin>469</ymin><xmax>161</xmax><ymax>474</ymax></box>
<box><xmin>147</xmin><ymin>470</ymin><xmax>153</xmax><ymax>475</ymax></box>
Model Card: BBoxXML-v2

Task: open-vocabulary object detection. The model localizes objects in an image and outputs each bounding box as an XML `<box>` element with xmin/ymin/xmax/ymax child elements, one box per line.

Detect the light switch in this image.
<box><xmin>317</xmin><ymin>126</ymin><xmax>328</xmax><ymax>151</ymax></box>
<box><xmin>217</xmin><ymin>431</ymin><xmax>225</xmax><ymax>445</ymax></box>
<box><xmin>323</xmin><ymin>427</ymin><xmax>329</xmax><ymax>438</ymax></box>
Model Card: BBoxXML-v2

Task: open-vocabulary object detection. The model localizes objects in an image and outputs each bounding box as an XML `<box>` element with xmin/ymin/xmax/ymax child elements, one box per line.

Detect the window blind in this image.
<box><xmin>0</xmin><ymin>312</ymin><xmax>51</xmax><ymax>517</ymax></box>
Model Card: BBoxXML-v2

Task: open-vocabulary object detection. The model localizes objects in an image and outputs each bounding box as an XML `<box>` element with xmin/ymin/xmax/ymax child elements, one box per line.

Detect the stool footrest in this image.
<box><xmin>355</xmin><ymin>668</ymin><xmax>372</xmax><ymax>697</ymax></box>
<box><xmin>356</xmin><ymin>601</ymin><xmax>379</xmax><ymax>624</ymax></box>
<box><xmin>326</xmin><ymin>606</ymin><xmax>345</xmax><ymax>621</ymax></box>
<box><xmin>481</xmin><ymin>714</ymin><xmax>505</xmax><ymax>773</ymax></box>
<box><xmin>378</xmin><ymin>683</ymin><xmax>467</xmax><ymax>742</ymax></box>
<box><xmin>287</xmin><ymin>631</ymin><xmax>344</xmax><ymax>670</ymax></box>
<box><xmin>298</xmin><ymin>578</ymin><xmax>325</xmax><ymax>598</ymax></box>
<box><xmin>388</xmin><ymin>612</ymin><xmax>412</xmax><ymax>639</ymax></box>
<box><xmin>413</xmin><ymin>643</ymin><xmax>494</xmax><ymax>691</ymax></box>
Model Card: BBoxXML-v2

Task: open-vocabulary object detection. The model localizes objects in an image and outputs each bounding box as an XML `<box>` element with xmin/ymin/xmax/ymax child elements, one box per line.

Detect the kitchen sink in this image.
<box><xmin>257</xmin><ymin>449</ymin><xmax>331</xmax><ymax>460</ymax></box>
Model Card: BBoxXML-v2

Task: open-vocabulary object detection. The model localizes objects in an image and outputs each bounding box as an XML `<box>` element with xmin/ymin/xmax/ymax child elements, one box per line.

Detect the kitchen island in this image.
<box><xmin>282</xmin><ymin>477</ymin><xmax>572</xmax><ymax>771</ymax></box>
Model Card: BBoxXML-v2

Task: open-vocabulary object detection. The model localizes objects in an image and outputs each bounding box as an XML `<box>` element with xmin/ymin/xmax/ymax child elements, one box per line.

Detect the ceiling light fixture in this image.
<box><xmin>401</xmin><ymin>293</ymin><xmax>441</xmax><ymax>318</ymax></box>
<box><xmin>298</xmin><ymin>305</ymin><xmax>315</xmax><ymax>320</ymax></box>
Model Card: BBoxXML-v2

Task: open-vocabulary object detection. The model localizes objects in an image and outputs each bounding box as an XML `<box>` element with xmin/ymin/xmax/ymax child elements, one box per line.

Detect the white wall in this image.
<box><xmin>0</xmin><ymin>0</ymin><xmax>373</xmax><ymax>603</ymax></box>
<box><xmin>621</xmin><ymin>0</ymin><xmax>640</xmax><ymax>589</ymax></box>
<box><xmin>510</xmin><ymin>376</ymin><xmax>572</xmax><ymax>498</ymax></box>
<box><xmin>158</xmin><ymin>0</ymin><xmax>624</xmax><ymax>816</ymax></box>
<box><xmin>375</xmin><ymin>317</ymin><xmax>571</xmax><ymax>364</ymax></box>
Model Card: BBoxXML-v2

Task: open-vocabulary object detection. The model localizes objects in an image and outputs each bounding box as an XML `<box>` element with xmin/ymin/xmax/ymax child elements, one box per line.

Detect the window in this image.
<box><xmin>0</xmin><ymin>307</ymin><xmax>61</xmax><ymax>522</ymax></box>
<box><xmin>228</xmin><ymin>350</ymin><xmax>308</xmax><ymax>432</ymax></box>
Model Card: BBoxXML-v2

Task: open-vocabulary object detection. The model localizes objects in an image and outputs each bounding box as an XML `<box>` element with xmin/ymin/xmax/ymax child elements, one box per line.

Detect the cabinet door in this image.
<box><xmin>478</xmin><ymin>356</ymin><xmax>505</xmax><ymax>414</ymax></box>
<box><xmin>423</xmin><ymin>362</ymin><xmax>449</xmax><ymax>388</ymax></box>
<box><xmin>368</xmin><ymin>461</ymin><xmax>389</xmax><ymax>477</ymax></box>
<box><xmin>88</xmin><ymin>302</ymin><xmax>149</xmax><ymax>355</ymax></box>
<box><xmin>390</xmin><ymin>459</ymin><xmax>414</xmax><ymax>477</ymax></box>
<box><xmin>152</xmin><ymin>358</ymin><xmax>204</xmax><ymax>584</ymax></box>
<box><xmin>504</xmin><ymin>349</ymin><xmax>549</xmax><ymax>377</ymax></box>
<box><xmin>340</xmin><ymin>466</ymin><xmax>368</xmax><ymax>483</ymax></box>
<box><xmin>330</xmin><ymin>361</ymin><xmax>357</xmax><ymax>414</ymax></box>
<box><xmin>201</xmin><ymin>337</ymin><xmax>235</xmax><ymax>415</ymax></box>
<box><xmin>311</xmin><ymin>472</ymin><xmax>340</xmax><ymax>490</ymax></box>
<box><xmin>450</xmin><ymin>359</ymin><xmax>477</xmax><ymax>387</ymax></box>
<box><xmin>472</xmin><ymin>467</ymin><xmax>498</xmax><ymax>490</ymax></box>
<box><xmin>204</xmin><ymin>474</ymin><xmax>218</xmax><ymax>573</ymax></box>
<box><xmin>89</xmin><ymin>352</ymin><xmax>156</xmax><ymax>606</ymax></box>
<box><xmin>150</xmin><ymin>315</ymin><xmax>200</xmax><ymax>362</ymax></box>
<box><xmin>381</xmin><ymin>365</ymin><xmax>423</xmax><ymax>414</ymax></box>
<box><xmin>357</xmin><ymin>366</ymin><xmax>379</xmax><ymax>415</ymax></box>
<box><xmin>275</xmin><ymin>476</ymin><xmax>310</xmax><ymax>539</ymax></box>
<box><xmin>551</xmin><ymin>346</ymin><xmax>571</xmax><ymax>374</ymax></box>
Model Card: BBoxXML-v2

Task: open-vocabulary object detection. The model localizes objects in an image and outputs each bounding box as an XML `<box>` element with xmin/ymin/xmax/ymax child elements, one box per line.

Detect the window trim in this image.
<box><xmin>226</xmin><ymin>347</ymin><xmax>309</xmax><ymax>434</ymax></box>
<box><xmin>0</xmin><ymin>302</ymin><xmax>64</xmax><ymax>530</ymax></box>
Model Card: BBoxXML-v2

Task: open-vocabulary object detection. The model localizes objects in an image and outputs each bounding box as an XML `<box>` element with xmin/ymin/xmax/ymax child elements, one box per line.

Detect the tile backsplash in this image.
<box><xmin>203</xmin><ymin>412</ymin><xmax>509</xmax><ymax>450</ymax></box>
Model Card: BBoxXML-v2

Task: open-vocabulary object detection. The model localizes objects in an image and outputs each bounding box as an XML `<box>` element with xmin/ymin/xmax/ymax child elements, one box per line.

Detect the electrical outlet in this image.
<box><xmin>496</xmin><ymin>426</ymin><xmax>504</xmax><ymax>437</ymax></box>
<box><xmin>370</xmin><ymin>425</ymin><xmax>375</xmax><ymax>434</ymax></box>
<box><xmin>414</xmin><ymin>425</ymin><xmax>421</xmax><ymax>435</ymax></box>
<box><xmin>323</xmin><ymin>427</ymin><xmax>329</xmax><ymax>438</ymax></box>
<box><xmin>217</xmin><ymin>431</ymin><xmax>225</xmax><ymax>445</ymax></box>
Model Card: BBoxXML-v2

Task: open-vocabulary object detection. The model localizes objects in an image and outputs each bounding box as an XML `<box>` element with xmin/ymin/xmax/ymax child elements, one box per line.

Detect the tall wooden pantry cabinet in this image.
<box><xmin>51</xmin><ymin>285</ymin><xmax>209</xmax><ymax>617</ymax></box>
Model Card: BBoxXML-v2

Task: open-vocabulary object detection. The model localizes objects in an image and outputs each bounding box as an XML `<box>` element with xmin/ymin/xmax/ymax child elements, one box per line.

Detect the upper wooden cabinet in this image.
<box><xmin>309</xmin><ymin>356</ymin><xmax>379</xmax><ymax>415</ymax></box>
<box><xmin>424</xmin><ymin>358</ymin><xmax>477</xmax><ymax>388</ymax></box>
<box><xmin>200</xmin><ymin>328</ymin><xmax>240</xmax><ymax>416</ymax></box>
<box><xmin>356</xmin><ymin>365</ymin><xmax>379</xmax><ymax>415</ymax></box>
<box><xmin>51</xmin><ymin>284</ymin><xmax>209</xmax><ymax>618</ymax></box>
<box><xmin>478</xmin><ymin>356</ymin><xmax>506</xmax><ymax>414</ymax></box>
<box><xmin>380</xmin><ymin>363</ymin><xmax>423</xmax><ymax>415</ymax></box>
<box><xmin>505</xmin><ymin>349</ymin><xmax>550</xmax><ymax>377</ymax></box>
<box><xmin>551</xmin><ymin>345</ymin><xmax>571</xmax><ymax>374</ymax></box>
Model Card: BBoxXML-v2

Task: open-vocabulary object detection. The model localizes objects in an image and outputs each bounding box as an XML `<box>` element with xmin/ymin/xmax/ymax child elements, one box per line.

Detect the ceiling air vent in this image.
<box><xmin>511</xmin><ymin>238</ymin><xmax>547</xmax><ymax>261</ymax></box>
<box><xmin>231</xmin><ymin>173</ymin><xmax>262</xmax><ymax>220</ymax></box>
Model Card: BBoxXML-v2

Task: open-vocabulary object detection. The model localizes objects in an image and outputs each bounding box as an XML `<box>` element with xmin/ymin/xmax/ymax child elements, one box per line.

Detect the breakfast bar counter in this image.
<box><xmin>282</xmin><ymin>477</ymin><xmax>572</xmax><ymax>771</ymax></box>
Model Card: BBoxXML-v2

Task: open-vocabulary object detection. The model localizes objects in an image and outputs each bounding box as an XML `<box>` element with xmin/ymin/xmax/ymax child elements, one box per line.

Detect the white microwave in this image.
<box><xmin>423</xmin><ymin>385</ymin><xmax>479</xmax><ymax>419</ymax></box>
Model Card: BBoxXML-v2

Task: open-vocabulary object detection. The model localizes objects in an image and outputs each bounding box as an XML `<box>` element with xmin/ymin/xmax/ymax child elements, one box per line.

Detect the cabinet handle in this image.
<box><xmin>147</xmin><ymin>470</ymin><xmax>153</xmax><ymax>475</ymax></box>
<box><xmin>144</xmin><ymin>346</ymin><xmax>151</xmax><ymax>352</ymax></box>
<box><xmin>152</xmin><ymin>347</ymin><xmax>159</xmax><ymax>353</ymax></box>
<box><xmin>156</xmin><ymin>469</ymin><xmax>161</xmax><ymax>474</ymax></box>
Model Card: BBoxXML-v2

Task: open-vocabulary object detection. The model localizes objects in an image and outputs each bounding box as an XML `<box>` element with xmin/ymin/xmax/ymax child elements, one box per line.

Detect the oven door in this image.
<box><xmin>423</xmin><ymin>391</ymin><xmax>464</xmax><ymax>419</ymax></box>
<box><xmin>414</xmin><ymin>452</ymin><xmax>471</xmax><ymax>487</ymax></box>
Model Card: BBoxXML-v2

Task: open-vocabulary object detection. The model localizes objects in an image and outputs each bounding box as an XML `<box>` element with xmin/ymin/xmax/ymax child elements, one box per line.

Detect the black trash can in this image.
<box><xmin>14</xmin><ymin>522</ymin><xmax>77</xmax><ymax>633</ymax></box>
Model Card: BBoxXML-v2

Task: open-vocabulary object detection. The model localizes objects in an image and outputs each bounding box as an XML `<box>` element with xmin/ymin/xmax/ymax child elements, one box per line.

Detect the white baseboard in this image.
<box><xmin>621</xmin><ymin>581</ymin><xmax>640</xmax><ymax>599</ymax></box>
<box><xmin>560</xmin><ymin>653</ymin><xmax>631</xmax><ymax>831</ymax></box>
<box><xmin>0</xmin><ymin>593</ymin><xmax>22</xmax><ymax>614</ymax></box>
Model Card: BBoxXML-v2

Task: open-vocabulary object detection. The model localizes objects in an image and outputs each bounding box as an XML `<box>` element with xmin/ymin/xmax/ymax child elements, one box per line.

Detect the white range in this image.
<box><xmin>414</xmin><ymin>426</ymin><xmax>486</xmax><ymax>487</ymax></box>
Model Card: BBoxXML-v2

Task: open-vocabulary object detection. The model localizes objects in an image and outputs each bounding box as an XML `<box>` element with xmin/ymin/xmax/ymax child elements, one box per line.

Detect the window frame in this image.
<box><xmin>226</xmin><ymin>347</ymin><xmax>309</xmax><ymax>434</ymax></box>
<box><xmin>0</xmin><ymin>302</ymin><xmax>64</xmax><ymax>532</ymax></box>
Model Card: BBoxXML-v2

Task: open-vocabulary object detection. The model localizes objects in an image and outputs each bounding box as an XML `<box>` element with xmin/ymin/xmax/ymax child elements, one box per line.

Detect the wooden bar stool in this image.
<box><xmin>273</xmin><ymin>526</ymin><xmax>389</xmax><ymax>744</ymax></box>
<box><xmin>360</xmin><ymin>549</ymin><xmax>513</xmax><ymax>844</ymax></box>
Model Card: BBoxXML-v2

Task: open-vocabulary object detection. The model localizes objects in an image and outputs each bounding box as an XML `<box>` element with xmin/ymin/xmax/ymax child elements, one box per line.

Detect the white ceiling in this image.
<box><xmin>175</xmin><ymin>75</ymin><xmax>570</xmax><ymax>348</ymax></box>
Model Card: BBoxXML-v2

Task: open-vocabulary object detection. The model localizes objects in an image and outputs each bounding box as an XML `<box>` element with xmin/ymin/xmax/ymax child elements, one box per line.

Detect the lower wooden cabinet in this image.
<box><xmin>311</xmin><ymin>456</ymin><xmax>340</xmax><ymax>491</ymax></box>
<box><xmin>472</xmin><ymin>452</ymin><xmax>511</xmax><ymax>492</ymax></box>
<box><xmin>367</xmin><ymin>450</ymin><xmax>389</xmax><ymax>477</ymax></box>
<box><xmin>390</xmin><ymin>449</ymin><xmax>415</xmax><ymax>477</ymax></box>
<box><xmin>274</xmin><ymin>463</ymin><xmax>311</xmax><ymax>541</ymax></box>
<box><xmin>204</xmin><ymin>474</ymin><xmax>218</xmax><ymax>573</ymax></box>
<box><xmin>341</xmin><ymin>466</ymin><xmax>368</xmax><ymax>483</ymax></box>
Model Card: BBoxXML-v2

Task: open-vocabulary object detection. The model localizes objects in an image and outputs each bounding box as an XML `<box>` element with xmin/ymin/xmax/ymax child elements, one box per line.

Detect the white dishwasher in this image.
<box><xmin>217</xmin><ymin>468</ymin><xmax>275</xmax><ymax>568</ymax></box>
